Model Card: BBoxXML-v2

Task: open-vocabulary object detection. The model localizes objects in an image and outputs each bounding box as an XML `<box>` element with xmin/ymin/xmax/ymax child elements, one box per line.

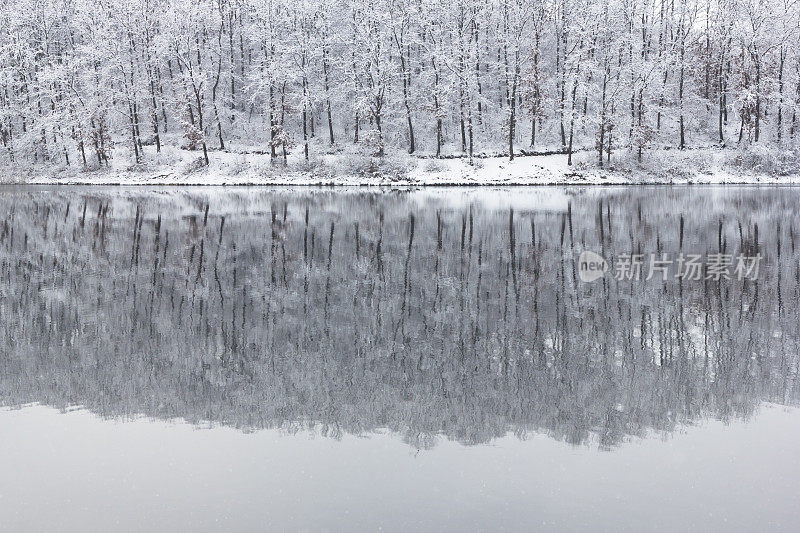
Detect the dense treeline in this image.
<box><xmin>1</xmin><ymin>0</ymin><xmax>799</xmax><ymax>171</ymax></box>
<box><xmin>1</xmin><ymin>188</ymin><xmax>798</xmax><ymax>447</ymax></box>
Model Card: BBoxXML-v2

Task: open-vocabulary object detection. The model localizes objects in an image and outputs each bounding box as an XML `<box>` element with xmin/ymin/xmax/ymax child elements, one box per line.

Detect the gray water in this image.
<box><xmin>1</xmin><ymin>186</ymin><xmax>799</xmax><ymax>531</ymax></box>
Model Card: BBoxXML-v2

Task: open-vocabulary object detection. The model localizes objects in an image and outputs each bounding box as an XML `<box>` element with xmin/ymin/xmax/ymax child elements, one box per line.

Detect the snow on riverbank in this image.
<box><xmin>4</xmin><ymin>144</ymin><xmax>800</xmax><ymax>186</ymax></box>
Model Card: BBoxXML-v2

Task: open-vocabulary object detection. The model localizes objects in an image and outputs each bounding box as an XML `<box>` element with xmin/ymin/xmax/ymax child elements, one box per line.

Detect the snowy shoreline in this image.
<box><xmin>10</xmin><ymin>176</ymin><xmax>800</xmax><ymax>187</ymax></box>
<box><xmin>5</xmin><ymin>146</ymin><xmax>800</xmax><ymax>187</ymax></box>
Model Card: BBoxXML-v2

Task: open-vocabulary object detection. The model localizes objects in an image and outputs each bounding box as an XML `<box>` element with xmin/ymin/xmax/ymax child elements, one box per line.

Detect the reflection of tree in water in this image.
<box><xmin>1</xmin><ymin>188</ymin><xmax>798</xmax><ymax>448</ymax></box>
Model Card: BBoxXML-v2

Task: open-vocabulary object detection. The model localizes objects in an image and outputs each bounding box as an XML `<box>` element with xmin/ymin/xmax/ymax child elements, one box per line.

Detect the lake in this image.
<box><xmin>1</xmin><ymin>186</ymin><xmax>799</xmax><ymax>531</ymax></box>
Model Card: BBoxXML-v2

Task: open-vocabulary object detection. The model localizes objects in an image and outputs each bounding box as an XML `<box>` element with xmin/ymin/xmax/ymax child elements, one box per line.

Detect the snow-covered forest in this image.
<box><xmin>1</xmin><ymin>0</ymin><xmax>800</xmax><ymax>179</ymax></box>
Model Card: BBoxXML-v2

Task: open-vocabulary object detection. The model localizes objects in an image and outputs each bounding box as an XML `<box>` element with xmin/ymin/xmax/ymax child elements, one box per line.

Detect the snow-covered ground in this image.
<box><xmin>4</xmin><ymin>144</ymin><xmax>800</xmax><ymax>186</ymax></box>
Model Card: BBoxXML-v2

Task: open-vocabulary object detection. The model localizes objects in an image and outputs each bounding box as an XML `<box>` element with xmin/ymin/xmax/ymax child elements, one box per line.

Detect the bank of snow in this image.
<box><xmin>5</xmin><ymin>144</ymin><xmax>800</xmax><ymax>186</ymax></box>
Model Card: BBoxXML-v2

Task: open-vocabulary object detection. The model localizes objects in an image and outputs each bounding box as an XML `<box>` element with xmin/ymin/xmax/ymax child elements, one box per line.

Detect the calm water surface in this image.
<box><xmin>1</xmin><ymin>186</ymin><xmax>799</xmax><ymax>531</ymax></box>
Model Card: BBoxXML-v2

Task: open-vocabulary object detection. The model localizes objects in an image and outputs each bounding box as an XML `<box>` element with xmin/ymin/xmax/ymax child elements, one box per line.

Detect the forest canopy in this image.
<box><xmin>0</xmin><ymin>0</ymin><xmax>798</xmax><ymax>172</ymax></box>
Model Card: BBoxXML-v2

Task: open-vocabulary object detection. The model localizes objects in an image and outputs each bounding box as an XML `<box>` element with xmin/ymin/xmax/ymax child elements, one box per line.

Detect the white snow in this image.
<box><xmin>6</xmin><ymin>144</ymin><xmax>800</xmax><ymax>187</ymax></box>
